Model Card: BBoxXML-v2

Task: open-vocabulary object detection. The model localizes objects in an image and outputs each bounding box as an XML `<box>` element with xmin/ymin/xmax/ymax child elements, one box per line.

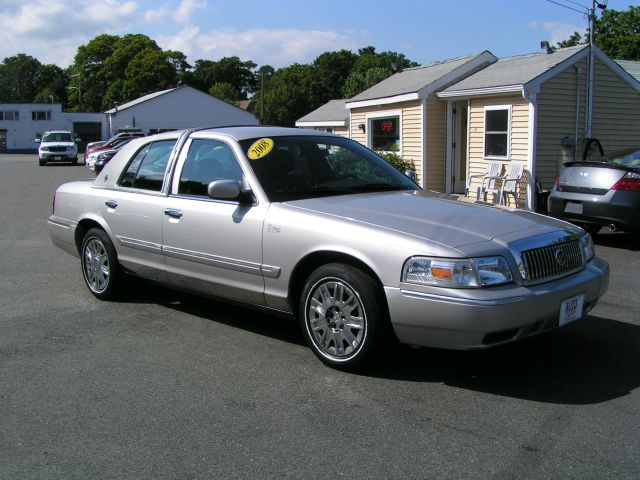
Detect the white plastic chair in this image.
<box><xmin>465</xmin><ymin>162</ymin><xmax>502</xmax><ymax>200</ymax></box>
<box><xmin>499</xmin><ymin>163</ymin><xmax>525</xmax><ymax>206</ymax></box>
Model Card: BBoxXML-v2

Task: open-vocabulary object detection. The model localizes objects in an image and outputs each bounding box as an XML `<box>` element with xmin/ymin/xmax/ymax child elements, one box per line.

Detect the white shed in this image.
<box><xmin>104</xmin><ymin>85</ymin><xmax>258</xmax><ymax>136</ymax></box>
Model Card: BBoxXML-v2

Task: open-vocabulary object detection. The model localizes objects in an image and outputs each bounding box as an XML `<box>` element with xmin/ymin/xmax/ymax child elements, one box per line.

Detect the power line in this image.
<box><xmin>544</xmin><ymin>0</ymin><xmax>588</xmax><ymax>15</ymax></box>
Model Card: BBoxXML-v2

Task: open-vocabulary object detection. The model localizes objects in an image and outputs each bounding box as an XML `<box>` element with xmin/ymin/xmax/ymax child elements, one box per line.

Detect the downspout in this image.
<box><xmin>523</xmin><ymin>88</ymin><xmax>537</xmax><ymax>211</ymax></box>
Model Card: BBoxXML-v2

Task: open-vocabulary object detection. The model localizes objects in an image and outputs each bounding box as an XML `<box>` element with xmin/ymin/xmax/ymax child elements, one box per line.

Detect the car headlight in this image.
<box><xmin>402</xmin><ymin>256</ymin><xmax>513</xmax><ymax>288</ymax></box>
<box><xmin>580</xmin><ymin>233</ymin><xmax>594</xmax><ymax>262</ymax></box>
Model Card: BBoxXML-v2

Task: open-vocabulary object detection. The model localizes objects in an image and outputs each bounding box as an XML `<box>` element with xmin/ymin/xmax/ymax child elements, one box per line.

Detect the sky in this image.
<box><xmin>1</xmin><ymin>0</ymin><xmax>638</xmax><ymax>69</ymax></box>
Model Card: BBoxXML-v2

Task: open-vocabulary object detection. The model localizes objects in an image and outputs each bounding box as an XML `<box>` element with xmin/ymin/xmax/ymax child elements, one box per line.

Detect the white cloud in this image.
<box><xmin>0</xmin><ymin>0</ymin><xmax>139</xmax><ymax>66</ymax></box>
<box><xmin>174</xmin><ymin>0</ymin><xmax>206</xmax><ymax>24</ymax></box>
<box><xmin>144</xmin><ymin>7</ymin><xmax>169</xmax><ymax>22</ymax></box>
<box><xmin>157</xmin><ymin>27</ymin><xmax>357</xmax><ymax>67</ymax></box>
<box><xmin>540</xmin><ymin>21</ymin><xmax>586</xmax><ymax>44</ymax></box>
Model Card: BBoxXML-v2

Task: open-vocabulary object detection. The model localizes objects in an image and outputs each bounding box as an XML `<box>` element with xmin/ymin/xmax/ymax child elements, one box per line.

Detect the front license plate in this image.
<box><xmin>564</xmin><ymin>202</ymin><xmax>583</xmax><ymax>214</ymax></box>
<box><xmin>54</xmin><ymin>156</ymin><xmax>61</xmax><ymax>160</ymax></box>
<box><xmin>559</xmin><ymin>294</ymin><xmax>585</xmax><ymax>326</ymax></box>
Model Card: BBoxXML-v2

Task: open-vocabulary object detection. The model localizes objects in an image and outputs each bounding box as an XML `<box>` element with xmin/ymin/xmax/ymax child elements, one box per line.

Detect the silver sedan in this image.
<box><xmin>48</xmin><ymin>127</ymin><xmax>609</xmax><ymax>369</ymax></box>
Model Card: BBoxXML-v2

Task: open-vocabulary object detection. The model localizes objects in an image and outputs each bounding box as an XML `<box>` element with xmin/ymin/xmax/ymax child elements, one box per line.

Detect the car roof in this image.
<box><xmin>190</xmin><ymin>125</ymin><xmax>337</xmax><ymax>141</ymax></box>
<box><xmin>44</xmin><ymin>130</ymin><xmax>72</xmax><ymax>134</ymax></box>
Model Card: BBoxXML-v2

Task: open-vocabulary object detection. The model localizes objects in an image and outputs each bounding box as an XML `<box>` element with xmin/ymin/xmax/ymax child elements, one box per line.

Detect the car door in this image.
<box><xmin>98</xmin><ymin>138</ymin><xmax>176</xmax><ymax>281</ymax></box>
<box><xmin>161</xmin><ymin>137</ymin><xmax>268</xmax><ymax>305</ymax></box>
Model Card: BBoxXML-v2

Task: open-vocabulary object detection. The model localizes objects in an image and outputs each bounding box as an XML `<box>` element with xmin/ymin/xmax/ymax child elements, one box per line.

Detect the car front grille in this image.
<box><xmin>48</xmin><ymin>146</ymin><xmax>67</xmax><ymax>152</ymax></box>
<box><xmin>520</xmin><ymin>239</ymin><xmax>584</xmax><ymax>285</ymax></box>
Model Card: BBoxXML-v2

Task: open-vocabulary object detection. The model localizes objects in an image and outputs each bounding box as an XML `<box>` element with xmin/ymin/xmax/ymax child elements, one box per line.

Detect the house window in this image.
<box><xmin>32</xmin><ymin>111</ymin><xmax>51</xmax><ymax>121</ymax></box>
<box><xmin>0</xmin><ymin>111</ymin><xmax>19</xmax><ymax>121</ymax></box>
<box><xmin>484</xmin><ymin>106</ymin><xmax>510</xmax><ymax>158</ymax></box>
<box><xmin>371</xmin><ymin>116</ymin><xmax>400</xmax><ymax>152</ymax></box>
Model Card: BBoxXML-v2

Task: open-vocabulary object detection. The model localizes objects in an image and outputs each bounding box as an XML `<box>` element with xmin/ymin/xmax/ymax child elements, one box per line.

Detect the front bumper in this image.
<box><xmin>40</xmin><ymin>152</ymin><xmax>77</xmax><ymax>162</ymax></box>
<box><xmin>385</xmin><ymin>257</ymin><xmax>609</xmax><ymax>350</ymax></box>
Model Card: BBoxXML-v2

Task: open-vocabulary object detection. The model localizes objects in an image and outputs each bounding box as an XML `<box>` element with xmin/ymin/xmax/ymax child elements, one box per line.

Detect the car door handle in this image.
<box><xmin>105</xmin><ymin>200</ymin><xmax>118</xmax><ymax>209</ymax></box>
<box><xmin>164</xmin><ymin>208</ymin><xmax>182</xmax><ymax>219</ymax></box>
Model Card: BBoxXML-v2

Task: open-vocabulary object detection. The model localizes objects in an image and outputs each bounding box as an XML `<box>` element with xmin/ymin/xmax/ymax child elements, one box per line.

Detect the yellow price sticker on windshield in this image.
<box><xmin>247</xmin><ymin>138</ymin><xmax>274</xmax><ymax>160</ymax></box>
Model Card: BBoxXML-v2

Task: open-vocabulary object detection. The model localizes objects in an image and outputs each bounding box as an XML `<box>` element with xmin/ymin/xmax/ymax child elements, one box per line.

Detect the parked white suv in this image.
<box><xmin>36</xmin><ymin>130</ymin><xmax>78</xmax><ymax>166</ymax></box>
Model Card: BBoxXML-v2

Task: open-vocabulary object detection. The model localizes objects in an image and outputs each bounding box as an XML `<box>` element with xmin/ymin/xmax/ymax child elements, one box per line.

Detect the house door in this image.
<box><xmin>452</xmin><ymin>103</ymin><xmax>468</xmax><ymax>193</ymax></box>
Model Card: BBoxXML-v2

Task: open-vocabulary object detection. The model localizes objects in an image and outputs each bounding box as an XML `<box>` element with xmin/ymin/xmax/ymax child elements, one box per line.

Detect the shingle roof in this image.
<box><xmin>105</xmin><ymin>88</ymin><xmax>176</xmax><ymax>113</ymax></box>
<box><xmin>296</xmin><ymin>99</ymin><xmax>349</xmax><ymax>125</ymax></box>
<box><xmin>615</xmin><ymin>59</ymin><xmax>640</xmax><ymax>83</ymax></box>
<box><xmin>348</xmin><ymin>52</ymin><xmax>493</xmax><ymax>102</ymax></box>
<box><xmin>441</xmin><ymin>44</ymin><xmax>589</xmax><ymax>93</ymax></box>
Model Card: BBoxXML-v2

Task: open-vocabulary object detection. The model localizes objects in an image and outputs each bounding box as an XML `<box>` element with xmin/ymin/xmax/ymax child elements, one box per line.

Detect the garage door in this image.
<box><xmin>73</xmin><ymin>122</ymin><xmax>102</xmax><ymax>152</ymax></box>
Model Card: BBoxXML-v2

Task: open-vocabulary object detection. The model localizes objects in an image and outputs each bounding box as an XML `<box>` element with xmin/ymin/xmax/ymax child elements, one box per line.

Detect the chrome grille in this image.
<box><xmin>520</xmin><ymin>239</ymin><xmax>584</xmax><ymax>285</ymax></box>
<box><xmin>48</xmin><ymin>146</ymin><xmax>67</xmax><ymax>152</ymax></box>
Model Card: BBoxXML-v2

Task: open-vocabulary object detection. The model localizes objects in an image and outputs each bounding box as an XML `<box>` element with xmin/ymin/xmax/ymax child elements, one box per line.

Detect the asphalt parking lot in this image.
<box><xmin>1</xmin><ymin>153</ymin><xmax>639</xmax><ymax>479</ymax></box>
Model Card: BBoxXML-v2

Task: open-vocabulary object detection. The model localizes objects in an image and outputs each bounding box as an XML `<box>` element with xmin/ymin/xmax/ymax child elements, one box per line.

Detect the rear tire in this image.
<box><xmin>80</xmin><ymin>228</ymin><xmax>123</xmax><ymax>300</ymax></box>
<box><xmin>299</xmin><ymin>263</ymin><xmax>391</xmax><ymax>371</ymax></box>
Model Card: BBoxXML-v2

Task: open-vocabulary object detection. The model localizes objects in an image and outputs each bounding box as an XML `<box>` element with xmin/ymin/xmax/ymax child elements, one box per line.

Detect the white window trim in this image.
<box><xmin>483</xmin><ymin>105</ymin><xmax>511</xmax><ymax>160</ymax></box>
<box><xmin>365</xmin><ymin>110</ymin><xmax>403</xmax><ymax>155</ymax></box>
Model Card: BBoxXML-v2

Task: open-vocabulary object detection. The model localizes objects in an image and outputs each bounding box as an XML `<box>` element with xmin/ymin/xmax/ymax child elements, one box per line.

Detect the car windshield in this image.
<box><xmin>238</xmin><ymin>135</ymin><xmax>419</xmax><ymax>202</ymax></box>
<box><xmin>42</xmin><ymin>132</ymin><xmax>72</xmax><ymax>142</ymax></box>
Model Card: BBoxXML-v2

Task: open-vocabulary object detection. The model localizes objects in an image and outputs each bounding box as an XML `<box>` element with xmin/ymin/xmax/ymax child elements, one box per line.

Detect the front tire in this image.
<box><xmin>299</xmin><ymin>263</ymin><xmax>390</xmax><ymax>370</ymax></box>
<box><xmin>81</xmin><ymin>228</ymin><xmax>122</xmax><ymax>300</ymax></box>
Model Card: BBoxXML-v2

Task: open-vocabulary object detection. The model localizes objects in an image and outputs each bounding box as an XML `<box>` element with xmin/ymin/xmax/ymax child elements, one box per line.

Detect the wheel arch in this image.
<box><xmin>74</xmin><ymin>215</ymin><xmax>116</xmax><ymax>255</ymax></box>
<box><xmin>288</xmin><ymin>250</ymin><xmax>386</xmax><ymax>316</ymax></box>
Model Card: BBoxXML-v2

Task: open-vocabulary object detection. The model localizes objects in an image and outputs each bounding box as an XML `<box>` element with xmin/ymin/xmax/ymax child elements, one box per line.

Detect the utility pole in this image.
<box><xmin>586</xmin><ymin>0</ymin><xmax>595</xmax><ymax>138</ymax></box>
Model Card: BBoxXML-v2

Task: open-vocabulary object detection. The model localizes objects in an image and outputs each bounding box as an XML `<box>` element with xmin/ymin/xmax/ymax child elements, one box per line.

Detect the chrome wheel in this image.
<box><xmin>305</xmin><ymin>278</ymin><xmax>366</xmax><ymax>360</ymax></box>
<box><xmin>83</xmin><ymin>237</ymin><xmax>110</xmax><ymax>294</ymax></box>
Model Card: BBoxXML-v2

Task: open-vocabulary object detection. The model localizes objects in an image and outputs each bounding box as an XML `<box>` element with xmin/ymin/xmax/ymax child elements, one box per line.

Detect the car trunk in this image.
<box><xmin>558</xmin><ymin>162</ymin><xmax>628</xmax><ymax>195</ymax></box>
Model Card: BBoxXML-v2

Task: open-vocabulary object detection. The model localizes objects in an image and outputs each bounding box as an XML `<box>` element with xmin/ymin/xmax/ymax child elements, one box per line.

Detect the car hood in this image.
<box><xmin>284</xmin><ymin>190</ymin><xmax>572</xmax><ymax>249</ymax></box>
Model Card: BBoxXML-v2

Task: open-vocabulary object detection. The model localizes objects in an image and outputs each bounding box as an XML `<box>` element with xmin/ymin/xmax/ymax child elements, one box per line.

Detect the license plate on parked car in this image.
<box><xmin>559</xmin><ymin>294</ymin><xmax>584</xmax><ymax>326</ymax></box>
<box><xmin>564</xmin><ymin>202</ymin><xmax>583</xmax><ymax>214</ymax></box>
<box><xmin>54</xmin><ymin>156</ymin><xmax>61</xmax><ymax>161</ymax></box>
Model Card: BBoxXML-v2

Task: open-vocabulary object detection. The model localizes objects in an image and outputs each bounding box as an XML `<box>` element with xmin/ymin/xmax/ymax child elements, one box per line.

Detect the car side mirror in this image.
<box><xmin>35</xmin><ymin>138</ymin><xmax>41</xmax><ymax>144</ymax></box>
<box><xmin>207</xmin><ymin>179</ymin><xmax>242</xmax><ymax>200</ymax></box>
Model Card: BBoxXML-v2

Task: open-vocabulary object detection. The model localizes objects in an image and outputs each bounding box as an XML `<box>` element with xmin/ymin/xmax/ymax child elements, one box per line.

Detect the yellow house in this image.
<box><xmin>344</xmin><ymin>52</ymin><xmax>497</xmax><ymax>190</ymax></box>
<box><xmin>438</xmin><ymin>45</ymin><xmax>640</xmax><ymax>208</ymax></box>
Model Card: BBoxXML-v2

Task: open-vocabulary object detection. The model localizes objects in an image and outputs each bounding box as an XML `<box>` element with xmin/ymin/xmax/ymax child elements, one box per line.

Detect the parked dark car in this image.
<box><xmin>547</xmin><ymin>145</ymin><xmax>640</xmax><ymax>234</ymax></box>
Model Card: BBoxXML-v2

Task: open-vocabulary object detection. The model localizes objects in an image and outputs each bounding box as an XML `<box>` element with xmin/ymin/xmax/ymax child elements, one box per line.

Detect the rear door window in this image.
<box><xmin>119</xmin><ymin>139</ymin><xmax>176</xmax><ymax>191</ymax></box>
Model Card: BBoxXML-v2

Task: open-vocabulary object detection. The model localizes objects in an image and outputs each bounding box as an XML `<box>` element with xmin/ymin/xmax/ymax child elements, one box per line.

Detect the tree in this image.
<box><xmin>595</xmin><ymin>6</ymin><xmax>640</xmax><ymax>60</ymax></box>
<box><xmin>209</xmin><ymin>82</ymin><xmax>242</xmax><ymax>102</ymax></box>
<box><xmin>184</xmin><ymin>56</ymin><xmax>256</xmax><ymax>99</ymax></box>
<box><xmin>122</xmin><ymin>49</ymin><xmax>177</xmax><ymax>101</ymax></box>
<box><xmin>311</xmin><ymin>50</ymin><xmax>358</xmax><ymax>102</ymax></box>
<box><xmin>70</xmin><ymin>34</ymin><xmax>119</xmax><ymax>111</ymax></box>
<box><xmin>342</xmin><ymin>66</ymin><xmax>392</xmax><ymax>99</ymax></box>
<box><xmin>263</xmin><ymin>63</ymin><xmax>315</xmax><ymax>126</ymax></box>
<box><xmin>341</xmin><ymin>46</ymin><xmax>417</xmax><ymax>98</ymax></box>
<box><xmin>0</xmin><ymin>54</ymin><xmax>41</xmax><ymax>102</ymax></box>
<box><xmin>551</xmin><ymin>6</ymin><xmax>640</xmax><ymax>60</ymax></box>
<box><xmin>33</xmin><ymin>64</ymin><xmax>69</xmax><ymax>106</ymax></box>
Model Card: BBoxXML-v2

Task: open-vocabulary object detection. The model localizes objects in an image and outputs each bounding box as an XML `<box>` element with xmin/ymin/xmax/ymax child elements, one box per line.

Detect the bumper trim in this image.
<box><xmin>399</xmin><ymin>289</ymin><xmax>526</xmax><ymax>306</ymax></box>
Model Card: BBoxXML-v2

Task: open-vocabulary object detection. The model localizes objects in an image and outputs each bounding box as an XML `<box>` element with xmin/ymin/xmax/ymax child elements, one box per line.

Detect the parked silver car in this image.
<box><xmin>547</xmin><ymin>146</ymin><xmax>640</xmax><ymax>234</ymax></box>
<box><xmin>48</xmin><ymin>127</ymin><xmax>609</xmax><ymax>369</ymax></box>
